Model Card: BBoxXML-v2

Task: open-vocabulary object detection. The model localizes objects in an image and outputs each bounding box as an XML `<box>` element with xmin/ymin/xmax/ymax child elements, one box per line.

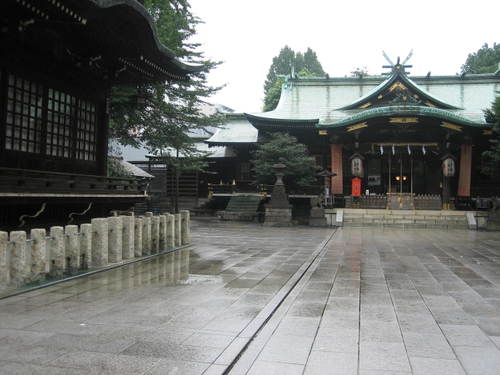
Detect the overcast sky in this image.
<box><xmin>189</xmin><ymin>0</ymin><xmax>499</xmax><ymax>113</ymax></box>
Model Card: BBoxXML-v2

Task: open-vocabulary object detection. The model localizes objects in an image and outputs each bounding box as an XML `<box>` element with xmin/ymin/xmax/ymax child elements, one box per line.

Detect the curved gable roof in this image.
<box><xmin>339</xmin><ymin>66</ymin><xmax>460</xmax><ymax>110</ymax></box>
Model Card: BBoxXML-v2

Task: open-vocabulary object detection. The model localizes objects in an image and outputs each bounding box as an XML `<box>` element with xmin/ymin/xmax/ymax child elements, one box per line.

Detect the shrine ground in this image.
<box><xmin>1</xmin><ymin>222</ymin><xmax>500</xmax><ymax>375</ymax></box>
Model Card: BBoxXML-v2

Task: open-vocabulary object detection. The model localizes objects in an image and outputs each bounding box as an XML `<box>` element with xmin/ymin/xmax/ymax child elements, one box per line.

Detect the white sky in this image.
<box><xmin>189</xmin><ymin>0</ymin><xmax>499</xmax><ymax>113</ymax></box>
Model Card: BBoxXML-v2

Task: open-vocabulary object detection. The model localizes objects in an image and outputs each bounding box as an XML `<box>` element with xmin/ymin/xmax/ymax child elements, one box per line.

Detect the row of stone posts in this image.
<box><xmin>0</xmin><ymin>210</ymin><xmax>190</xmax><ymax>290</ymax></box>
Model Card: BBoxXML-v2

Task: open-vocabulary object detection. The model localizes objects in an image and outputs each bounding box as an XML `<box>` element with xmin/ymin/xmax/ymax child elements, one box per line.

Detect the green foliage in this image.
<box><xmin>109</xmin><ymin>0</ymin><xmax>224</xmax><ymax>167</ymax></box>
<box><xmin>481</xmin><ymin>97</ymin><xmax>500</xmax><ymax>178</ymax></box>
<box><xmin>263</xmin><ymin>46</ymin><xmax>325</xmax><ymax>112</ymax></box>
<box><xmin>461</xmin><ymin>43</ymin><xmax>500</xmax><ymax>74</ymax></box>
<box><xmin>252</xmin><ymin>133</ymin><xmax>316</xmax><ymax>187</ymax></box>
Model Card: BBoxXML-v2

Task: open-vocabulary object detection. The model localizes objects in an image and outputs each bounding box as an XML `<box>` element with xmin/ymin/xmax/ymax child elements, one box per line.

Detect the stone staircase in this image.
<box><xmin>325</xmin><ymin>208</ymin><xmax>488</xmax><ymax>230</ymax></box>
<box><xmin>218</xmin><ymin>194</ymin><xmax>263</xmax><ymax>221</ymax></box>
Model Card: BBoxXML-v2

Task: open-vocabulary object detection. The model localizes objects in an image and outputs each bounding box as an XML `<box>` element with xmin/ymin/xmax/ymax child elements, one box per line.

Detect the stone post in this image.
<box><xmin>80</xmin><ymin>224</ymin><xmax>92</xmax><ymax>270</ymax></box>
<box><xmin>91</xmin><ymin>218</ymin><xmax>108</xmax><ymax>267</ymax></box>
<box><xmin>30</xmin><ymin>228</ymin><xmax>47</xmax><ymax>281</ymax></box>
<box><xmin>0</xmin><ymin>231</ymin><xmax>10</xmax><ymax>287</ymax></box>
<box><xmin>108</xmin><ymin>216</ymin><xmax>123</xmax><ymax>263</ymax></box>
<box><xmin>122</xmin><ymin>216</ymin><xmax>134</xmax><ymax>260</ymax></box>
<box><xmin>166</xmin><ymin>214</ymin><xmax>175</xmax><ymax>249</ymax></box>
<box><xmin>64</xmin><ymin>225</ymin><xmax>80</xmax><ymax>273</ymax></box>
<box><xmin>142</xmin><ymin>215</ymin><xmax>152</xmax><ymax>255</ymax></box>
<box><xmin>151</xmin><ymin>216</ymin><xmax>160</xmax><ymax>254</ymax></box>
<box><xmin>159</xmin><ymin>215</ymin><xmax>167</xmax><ymax>251</ymax></box>
<box><xmin>174</xmin><ymin>213</ymin><xmax>182</xmax><ymax>247</ymax></box>
<box><xmin>10</xmin><ymin>231</ymin><xmax>29</xmax><ymax>284</ymax></box>
<box><xmin>180</xmin><ymin>210</ymin><xmax>190</xmax><ymax>245</ymax></box>
<box><xmin>49</xmin><ymin>227</ymin><xmax>65</xmax><ymax>277</ymax></box>
<box><xmin>134</xmin><ymin>217</ymin><xmax>143</xmax><ymax>257</ymax></box>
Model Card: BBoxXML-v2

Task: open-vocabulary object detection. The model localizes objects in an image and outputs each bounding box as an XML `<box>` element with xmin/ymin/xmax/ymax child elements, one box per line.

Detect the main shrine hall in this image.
<box><xmin>206</xmin><ymin>57</ymin><xmax>499</xmax><ymax>210</ymax></box>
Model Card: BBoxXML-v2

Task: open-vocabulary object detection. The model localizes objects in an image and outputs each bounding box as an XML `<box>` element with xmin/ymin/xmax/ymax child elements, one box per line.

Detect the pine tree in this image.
<box><xmin>461</xmin><ymin>43</ymin><xmax>500</xmax><ymax>74</ymax></box>
<box><xmin>109</xmin><ymin>0</ymin><xmax>224</xmax><ymax>212</ymax></box>
<box><xmin>252</xmin><ymin>133</ymin><xmax>316</xmax><ymax>188</ymax></box>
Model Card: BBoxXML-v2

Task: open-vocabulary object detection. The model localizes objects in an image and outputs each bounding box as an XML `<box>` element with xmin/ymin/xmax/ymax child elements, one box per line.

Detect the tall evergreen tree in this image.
<box><xmin>110</xmin><ymin>0</ymin><xmax>223</xmax><ymax>155</ymax></box>
<box><xmin>461</xmin><ymin>42</ymin><xmax>500</xmax><ymax>74</ymax></box>
<box><xmin>263</xmin><ymin>46</ymin><xmax>325</xmax><ymax>111</ymax></box>
<box><xmin>109</xmin><ymin>0</ymin><xmax>224</xmax><ymax>212</ymax></box>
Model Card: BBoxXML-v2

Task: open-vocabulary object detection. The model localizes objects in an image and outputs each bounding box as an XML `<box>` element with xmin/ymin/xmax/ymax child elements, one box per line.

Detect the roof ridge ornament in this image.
<box><xmin>382</xmin><ymin>50</ymin><xmax>413</xmax><ymax>75</ymax></box>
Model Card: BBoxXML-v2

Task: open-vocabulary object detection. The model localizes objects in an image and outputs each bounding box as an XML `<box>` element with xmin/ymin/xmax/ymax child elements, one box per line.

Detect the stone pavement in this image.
<box><xmin>0</xmin><ymin>222</ymin><xmax>499</xmax><ymax>374</ymax></box>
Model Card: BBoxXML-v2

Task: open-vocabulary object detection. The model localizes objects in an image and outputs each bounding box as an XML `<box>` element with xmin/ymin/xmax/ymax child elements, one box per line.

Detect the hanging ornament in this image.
<box><xmin>380</xmin><ymin>145</ymin><xmax>384</xmax><ymax>155</ymax></box>
<box><xmin>350</xmin><ymin>153</ymin><xmax>365</xmax><ymax>177</ymax></box>
<box><xmin>442</xmin><ymin>154</ymin><xmax>456</xmax><ymax>177</ymax></box>
<box><xmin>407</xmin><ymin>145</ymin><xmax>411</xmax><ymax>155</ymax></box>
<box><xmin>422</xmin><ymin>145</ymin><xmax>426</xmax><ymax>155</ymax></box>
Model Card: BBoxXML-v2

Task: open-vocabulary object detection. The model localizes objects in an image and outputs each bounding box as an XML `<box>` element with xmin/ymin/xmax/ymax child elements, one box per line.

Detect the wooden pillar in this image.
<box><xmin>330</xmin><ymin>144</ymin><xmax>343</xmax><ymax>194</ymax></box>
<box><xmin>457</xmin><ymin>144</ymin><xmax>472</xmax><ymax>197</ymax></box>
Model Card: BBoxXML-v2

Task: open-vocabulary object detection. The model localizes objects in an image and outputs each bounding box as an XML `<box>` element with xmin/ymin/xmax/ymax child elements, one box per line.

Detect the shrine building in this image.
<box><xmin>206</xmin><ymin>58</ymin><xmax>500</xmax><ymax>210</ymax></box>
<box><xmin>0</xmin><ymin>0</ymin><xmax>201</xmax><ymax>229</ymax></box>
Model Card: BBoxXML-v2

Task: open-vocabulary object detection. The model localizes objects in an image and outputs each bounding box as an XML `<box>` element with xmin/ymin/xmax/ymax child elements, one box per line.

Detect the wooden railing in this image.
<box><xmin>0</xmin><ymin>167</ymin><xmax>148</xmax><ymax>196</ymax></box>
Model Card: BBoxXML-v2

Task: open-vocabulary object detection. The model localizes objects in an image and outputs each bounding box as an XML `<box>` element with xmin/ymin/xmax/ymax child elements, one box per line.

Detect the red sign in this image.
<box><xmin>352</xmin><ymin>177</ymin><xmax>362</xmax><ymax>196</ymax></box>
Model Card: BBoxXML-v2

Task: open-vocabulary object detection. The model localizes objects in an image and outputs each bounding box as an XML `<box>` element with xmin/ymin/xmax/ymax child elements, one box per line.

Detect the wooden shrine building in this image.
<box><xmin>0</xmin><ymin>0</ymin><xmax>201</xmax><ymax>229</ymax></box>
<box><xmin>207</xmin><ymin>58</ymin><xmax>499</xmax><ymax>210</ymax></box>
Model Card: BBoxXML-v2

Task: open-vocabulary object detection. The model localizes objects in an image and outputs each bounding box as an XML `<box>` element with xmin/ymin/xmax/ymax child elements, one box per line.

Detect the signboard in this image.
<box><xmin>352</xmin><ymin>177</ymin><xmax>362</xmax><ymax>196</ymax></box>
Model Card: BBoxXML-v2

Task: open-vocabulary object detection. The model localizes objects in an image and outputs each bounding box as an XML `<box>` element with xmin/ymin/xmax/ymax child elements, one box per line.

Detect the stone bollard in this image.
<box><xmin>64</xmin><ymin>225</ymin><xmax>80</xmax><ymax>274</ymax></box>
<box><xmin>159</xmin><ymin>215</ymin><xmax>167</xmax><ymax>251</ymax></box>
<box><xmin>30</xmin><ymin>228</ymin><xmax>47</xmax><ymax>281</ymax></box>
<box><xmin>80</xmin><ymin>224</ymin><xmax>92</xmax><ymax>270</ymax></box>
<box><xmin>166</xmin><ymin>214</ymin><xmax>175</xmax><ymax>249</ymax></box>
<box><xmin>174</xmin><ymin>213</ymin><xmax>182</xmax><ymax>247</ymax></box>
<box><xmin>142</xmin><ymin>216</ymin><xmax>152</xmax><ymax>255</ymax></box>
<box><xmin>151</xmin><ymin>216</ymin><xmax>160</xmax><ymax>254</ymax></box>
<box><xmin>134</xmin><ymin>217</ymin><xmax>143</xmax><ymax>257</ymax></box>
<box><xmin>122</xmin><ymin>216</ymin><xmax>134</xmax><ymax>260</ymax></box>
<box><xmin>108</xmin><ymin>216</ymin><xmax>123</xmax><ymax>263</ymax></box>
<box><xmin>0</xmin><ymin>232</ymin><xmax>10</xmax><ymax>287</ymax></box>
<box><xmin>180</xmin><ymin>210</ymin><xmax>190</xmax><ymax>245</ymax></box>
<box><xmin>91</xmin><ymin>218</ymin><xmax>108</xmax><ymax>267</ymax></box>
<box><xmin>10</xmin><ymin>231</ymin><xmax>29</xmax><ymax>284</ymax></box>
<box><xmin>49</xmin><ymin>227</ymin><xmax>65</xmax><ymax>277</ymax></box>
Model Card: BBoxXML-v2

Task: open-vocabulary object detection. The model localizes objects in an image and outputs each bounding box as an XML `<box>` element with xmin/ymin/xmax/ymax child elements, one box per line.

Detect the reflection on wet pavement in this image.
<box><xmin>0</xmin><ymin>221</ymin><xmax>332</xmax><ymax>374</ymax></box>
<box><xmin>1</xmin><ymin>222</ymin><xmax>500</xmax><ymax>374</ymax></box>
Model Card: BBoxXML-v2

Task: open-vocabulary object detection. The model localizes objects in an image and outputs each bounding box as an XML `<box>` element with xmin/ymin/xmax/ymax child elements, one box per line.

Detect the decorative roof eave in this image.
<box><xmin>87</xmin><ymin>0</ymin><xmax>203</xmax><ymax>80</ymax></box>
<box><xmin>318</xmin><ymin>106</ymin><xmax>489</xmax><ymax>129</ymax></box>
<box><xmin>244</xmin><ymin>113</ymin><xmax>318</xmax><ymax>130</ymax></box>
<box><xmin>339</xmin><ymin>67</ymin><xmax>460</xmax><ymax>110</ymax></box>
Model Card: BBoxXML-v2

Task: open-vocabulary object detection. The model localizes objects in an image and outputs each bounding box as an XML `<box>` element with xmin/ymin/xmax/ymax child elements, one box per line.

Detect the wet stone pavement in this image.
<box><xmin>0</xmin><ymin>222</ymin><xmax>499</xmax><ymax>374</ymax></box>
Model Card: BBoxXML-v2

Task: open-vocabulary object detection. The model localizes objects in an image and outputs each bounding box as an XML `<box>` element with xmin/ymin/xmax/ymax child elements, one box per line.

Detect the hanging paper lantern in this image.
<box><xmin>442</xmin><ymin>157</ymin><xmax>455</xmax><ymax>177</ymax></box>
<box><xmin>351</xmin><ymin>154</ymin><xmax>364</xmax><ymax>177</ymax></box>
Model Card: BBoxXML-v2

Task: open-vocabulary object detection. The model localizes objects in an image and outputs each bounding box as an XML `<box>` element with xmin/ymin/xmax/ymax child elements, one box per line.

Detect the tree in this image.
<box><xmin>461</xmin><ymin>43</ymin><xmax>500</xmax><ymax>74</ymax></box>
<box><xmin>109</xmin><ymin>0</ymin><xmax>224</xmax><ymax>211</ymax></box>
<box><xmin>263</xmin><ymin>46</ymin><xmax>325</xmax><ymax>111</ymax></box>
<box><xmin>350</xmin><ymin>66</ymin><xmax>369</xmax><ymax>78</ymax></box>
<box><xmin>481</xmin><ymin>97</ymin><xmax>500</xmax><ymax>178</ymax></box>
<box><xmin>252</xmin><ymin>133</ymin><xmax>316</xmax><ymax>188</ymax></box>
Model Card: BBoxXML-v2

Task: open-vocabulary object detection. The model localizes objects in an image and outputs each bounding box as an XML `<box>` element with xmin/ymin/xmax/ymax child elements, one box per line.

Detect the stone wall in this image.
<box><xmin>0</xmin><ymin>210</ymin><xmax>190</xmax><ymax>291</ymax></box>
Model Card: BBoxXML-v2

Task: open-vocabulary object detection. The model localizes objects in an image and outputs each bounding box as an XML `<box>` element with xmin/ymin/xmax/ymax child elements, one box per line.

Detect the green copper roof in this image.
<box><xmin>339</xmin><ymin>66</ymin><xmax>460</xmax><ymax>110</ymax></box>
<box><xmin>319</xmin><ymin>105</ymin><xmax>488</xmax><ymax>128</ymax></box>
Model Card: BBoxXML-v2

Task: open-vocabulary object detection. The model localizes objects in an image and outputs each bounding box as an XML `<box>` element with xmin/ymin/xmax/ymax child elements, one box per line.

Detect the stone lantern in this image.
<box><xmin>264</xmin><ymin>163</ymin><xmax>292</xmax><ymax>226</ymax></box>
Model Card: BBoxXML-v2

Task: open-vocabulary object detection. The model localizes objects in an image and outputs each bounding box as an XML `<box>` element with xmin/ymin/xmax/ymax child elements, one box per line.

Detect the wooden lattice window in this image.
<box><xmin>46</xmin><ymin>88</ymin><xmax>75</xmax><ymax>158</ymax></box>
<box><xmin>76</xmin><ymin>99</ymin><xmax>97</xmax><ymax>161</ymax></box>
<box><xmin>5</xmin><ymin>74</ymin><xmax>44</xmax><ymax>153</ymax></box>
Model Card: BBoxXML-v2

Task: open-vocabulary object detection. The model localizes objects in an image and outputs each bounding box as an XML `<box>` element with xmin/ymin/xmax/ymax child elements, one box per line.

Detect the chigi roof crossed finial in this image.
<box><xmin>382</xmin><ymin>50</ymin><xmax>413</xmax><ymax>75</ymax></box>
